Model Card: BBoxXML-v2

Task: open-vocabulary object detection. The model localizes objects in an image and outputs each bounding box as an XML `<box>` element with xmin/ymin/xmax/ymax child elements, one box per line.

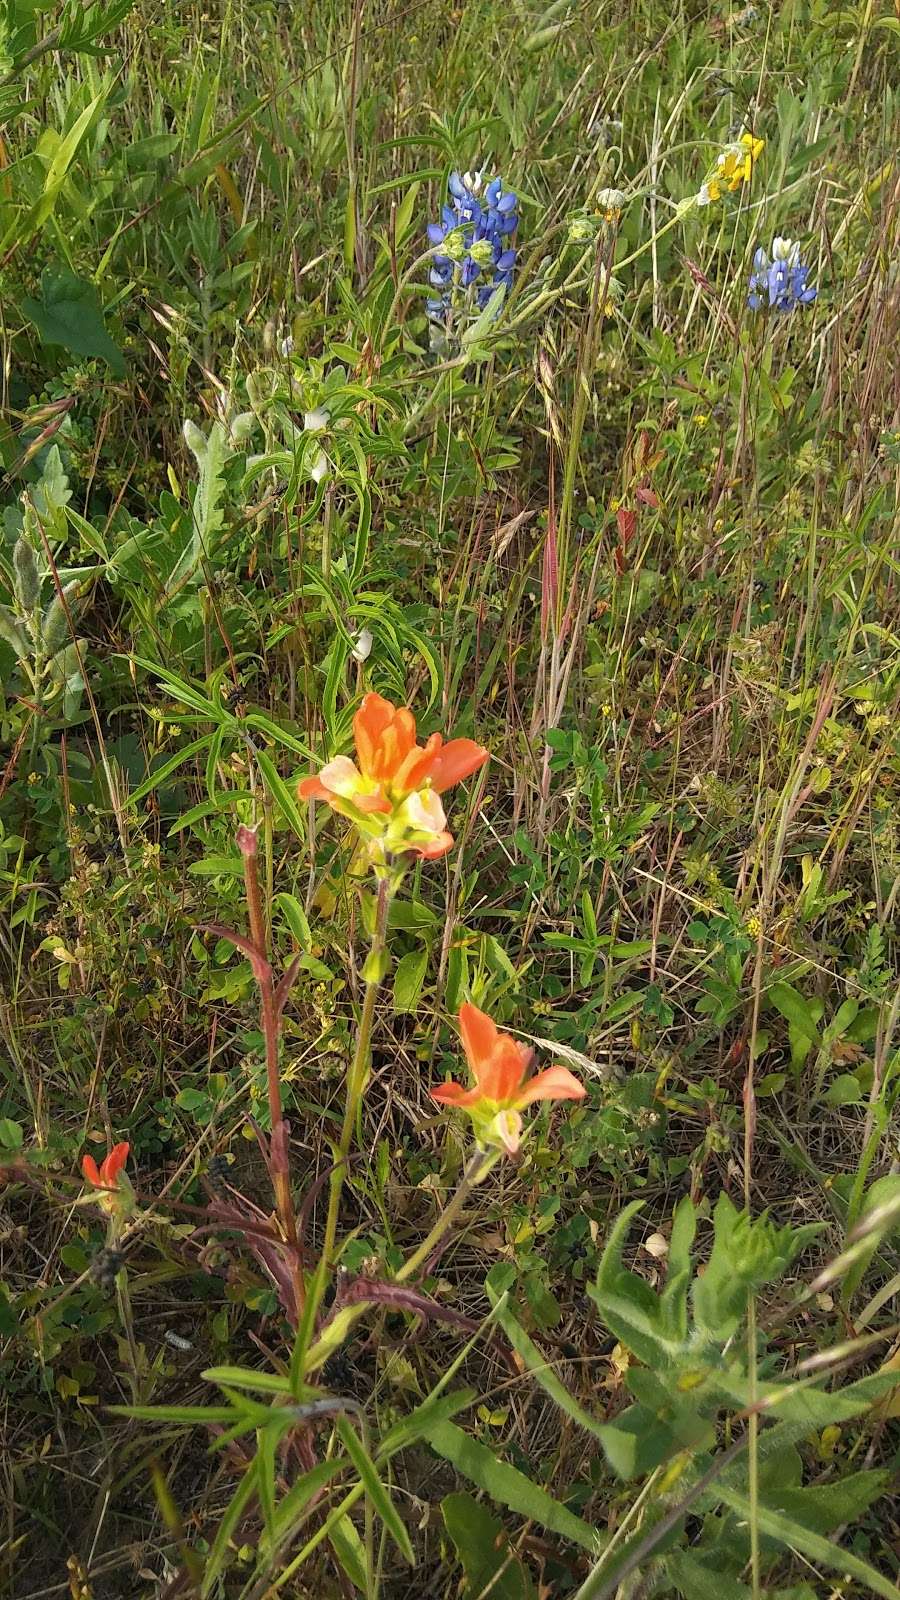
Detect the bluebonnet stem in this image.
<box><xmin>748</xmin><ymin>237</ymin><xmax>817</xmax><ymax>312</ymax></box>
<box><xmin>426</xmin><ymin>169</ymin><xmax>518</xmax><ymax>339</ymax></box>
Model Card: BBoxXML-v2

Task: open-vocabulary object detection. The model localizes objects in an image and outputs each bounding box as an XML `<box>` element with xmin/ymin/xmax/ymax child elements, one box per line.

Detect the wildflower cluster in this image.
<box><xmin>433</xmin><ymin>1002</ymin><xmax>585</xmax><ymax>1157</ymax></box>
<box><xmin>748</xmin><ymin>236</ymin><xmax>817</xmax><ymax>312</ymax></box>
<box><xmin>426</xmin><ymin>169</ymin><xmax>518</xmax><ymax>333</ymax></box>
<box><xmin>698</xmin><ymin>130</ymin><xmax>764</xmax><ymax>205</ymax></box>
<box><xmin>300</xmin><ymin>691</ymin><xmax>488</xmax><ymax>867</ymax></box>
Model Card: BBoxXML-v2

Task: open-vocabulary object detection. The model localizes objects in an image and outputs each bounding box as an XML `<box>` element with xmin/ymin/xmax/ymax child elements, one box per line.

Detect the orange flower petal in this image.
<box><xmin>485</xmin><ymin>1038</ymin><xmax>532</xmax><ymax>1103</ymax></box>
<box><xmin>299</xmin><ymin>776</ymin><xmax>332</xmax><ymax>801</ymax></box>
<box><xmin>372</xmin><ymin>709</ymin><xmax>416</xmax><ymax>781</ymax></box>
<box><xmin>392</xmin><ymin>732</ymin><xmax>442</xmax><ymax>795</ymax></box>
<box><xmin>515</xmin><ymin>1065</ymin><xmax>586</xmax><ymax>1108</ymax></box>
<box><xmin>81</xmin><ymin>1154</ymin><xmax>101</xmax><ymax>1186</ymax></box>
<box><xmin>413</xmin><ymin>830</ymin><xmax>453</xmax><ymax>859</ymax></box>
<box><xmin>102</xmin><ymin>1142</ymin><xmax>130</xmax><ymax>1185</ymax></box>
<box><xmin>431</xmin><ymin>1079</ymin><xmax>485</xmax><ymax>1107</ymax></box>
<box><xmin>353</xmin><ymin>692</ymin><xmax>396</xmax><ymax>776</ymax></box>
<box><xmin>426</xmin><ymin>738</ymin><xmax>489</xmax><ymax>793</ymax></box>
<box><xmin>354</xmin><ymin>790</ymin><xmax>392</xmax><ymax>815</ymax></box>
<box><xmin>458</xmin><ymin>1002</ymin><xmax>500</xmax><ymax>1085</ymax></box>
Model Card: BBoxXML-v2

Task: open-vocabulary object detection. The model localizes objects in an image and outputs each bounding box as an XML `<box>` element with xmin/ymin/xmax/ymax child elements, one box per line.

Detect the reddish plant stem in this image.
<box><xmin>238</xmin><ymin>828</ymin><xmax>300</xmax><ymax>1275</ymax></box>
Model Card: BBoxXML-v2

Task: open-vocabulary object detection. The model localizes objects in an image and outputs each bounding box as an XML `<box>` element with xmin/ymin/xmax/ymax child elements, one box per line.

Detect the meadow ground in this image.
<box><xmin>1</xmin><ymin>0</ymin><xmax>900</xmax><ymax>1595</ymax></box>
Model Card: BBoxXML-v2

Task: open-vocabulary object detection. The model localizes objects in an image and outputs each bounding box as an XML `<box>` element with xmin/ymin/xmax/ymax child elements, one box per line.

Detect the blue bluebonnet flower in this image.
<box><xmin>426</xmin><ymin>169</ymin><xmax>519</xmax><ymax>331</ymax></box>
<box><xmin>748</xmin><ymin>237</ymin><xmax>817</xmax><ymax>312</ymax></box>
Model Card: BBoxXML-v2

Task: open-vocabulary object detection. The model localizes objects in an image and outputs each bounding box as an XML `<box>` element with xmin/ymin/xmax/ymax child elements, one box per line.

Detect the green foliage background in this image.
<box><xmin>1</xmin><ymin>0</ymin><xmax>899</xmax><ymax>1594</ymax></box>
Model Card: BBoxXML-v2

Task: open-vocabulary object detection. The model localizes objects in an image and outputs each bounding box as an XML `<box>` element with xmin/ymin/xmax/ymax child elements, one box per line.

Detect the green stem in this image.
<box><xmin>747</xmin><ymin>1295</ymin><xmax>760</xmax><ymax>1598</ymax></box>
<box><xmin>396</xmin><ymin>1150</ymin><xmax>494</xmax><ymax>1283</ymax></box>
<box><xmin>320</xmin><ymin>875</ymin><xmax>390</xmax><ymax>1275</ymax></box>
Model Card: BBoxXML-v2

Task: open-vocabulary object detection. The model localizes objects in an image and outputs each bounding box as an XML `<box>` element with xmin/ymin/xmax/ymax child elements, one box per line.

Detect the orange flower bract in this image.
<box><xmin>81</xmin><ymin>1142</ymin><xmax>130</xmax><ymax>1213</ymax></box>
<box><xmin>299</xmin><ymin>692</ymin><xmax>488</xmax><ymax>862</ymax></box>
<box><xmin>432</xmin><ymin>1003</ymin><xmax>586</xmax><ymax>1154</ymax></box>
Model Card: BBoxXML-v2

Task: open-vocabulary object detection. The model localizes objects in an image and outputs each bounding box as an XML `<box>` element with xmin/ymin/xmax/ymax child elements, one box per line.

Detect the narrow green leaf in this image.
<box><xmin>486</xmin><ymin>1285</ymin><xmax>606</xmax><ymax>1442</ymax></box>
<box><xmin>254</xmin><ymin>748</ymin><xmax>307</xmax><ymax>842</ymax></box>
<box><xmin>108</xmin><ymin>1404</ymin><xmax>236</xmax><ymax>1424</ymax></box>
<box><xmin>201</xmin><ymin>1365</ymin><xmax>292</xmax><ymax>1395</ymax></box>
<box><xmin>330</xmin><ymin>1510</ymin><xmax>367</xmax><ymax>1592</ymax></box>
<box><xmin>274</xmin><ymin>891</ymin><xmax>312</xmax><ymax>950</ymax></box>
<box><xmin>264</xmin><ymin>1459</ymin><xmax>345</xmax><ymax>1553</ymax></box>
<box><xmin>201</xmin><ymin>1464</ymin><xmax>257</xmax><ymax>1597</ymax></box>
<box><xmin>716</xmin><ymin>1484</ymin><xmax>900</xmax><ymax>1600</ymax></box>
<box><xmin>335</xmin><ymin>1415</ymin><xmax>414</xmax><ymax>1565</ymax></box>
<box><xmin>423</xmin><ymin>1421</ymin><xmax>599</xmax><ymax>1551</ymax></box>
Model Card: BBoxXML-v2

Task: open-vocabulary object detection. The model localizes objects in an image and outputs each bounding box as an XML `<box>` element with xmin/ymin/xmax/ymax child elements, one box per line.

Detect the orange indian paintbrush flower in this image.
<box><xmin>432</xmin><ymin>1003</ymin><xmax>586</xmax><ymax>1155</ymax></box>
<box><xmin>299</xmin><ymin>692</ymin><xmax>488</xmax><ymax>861</ymax></box>
<box><xmin>81</xmin><ymin>1142</ymin><xmax>130</xmax><ymax>1213</ymax></box>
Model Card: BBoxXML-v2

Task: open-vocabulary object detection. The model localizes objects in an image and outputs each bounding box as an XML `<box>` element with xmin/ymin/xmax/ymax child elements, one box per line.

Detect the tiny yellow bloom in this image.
<box><xmin>702</xmin><ymin>131</ymin><xmax>763</xmax><ymax>204</ymax></box>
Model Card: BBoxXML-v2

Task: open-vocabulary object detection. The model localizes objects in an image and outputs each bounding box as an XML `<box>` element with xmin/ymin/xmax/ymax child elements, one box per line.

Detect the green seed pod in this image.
<box><xmin>41</xmin><ymin>581</ymin><xmax>80</xmax><ymax>655</ymax></box>
<box><xmin>12</xmin><ymin>537</ymin><xmax>40</xmax><ymax>614</ymax></box>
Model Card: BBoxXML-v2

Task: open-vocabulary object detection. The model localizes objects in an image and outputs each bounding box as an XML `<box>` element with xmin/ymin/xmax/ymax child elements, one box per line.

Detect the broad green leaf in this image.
<box><xmin>768</xmin><ymin>982</ymin><xmax>820</xmax><ymax>1042</ymax></box>
<box><xmin>442</xmin><ymin>1492</ymin><xmax>535</xmax><ymax>1599</ymax></box>
<box><xmin>0</xmin><ymin>1119</ymin><xmax>23</xmax><ymax>1150</ymax></box>
<box><xmin>423</xmin><ymin>1421</ymin><xmax>599</xmax><ymax>1551</ymax></box>
<box><xmin>710</xmin><ymin>1368</ymin><xmax>900</xmax><ymax>1425</ymax></box>
<box><xmin>393</xmin><ymin>947</ymin><xmax>428</xmax><ymax>1013</ymax></box>
<box><xmin>773</xmin><ymin>1470</ymin><xmax>888</xmax><ymax>1535</ymax></box>
<box><xmin>188</xmin><ymin>854</ymin><xmax>244</xmax><ymax>877</ymax></box>
<box><xmin>274</xmin><ymin>891</ymin><xmax>312</xmax><ymax>949</ymax></box>
<box><xmin>594</xmin><ymin>1402</ymin><xmax>680</xmax><ymax>1479</ymax></box>
<box><xmin>665</xmin><ymin>1549</ymin><xmax>749</xmax><ymax>1600</ymax></box>
<box><xmin>21</xmin><ymin>269</ymin><xmax>125</xmax><ymax>376</ymax></box>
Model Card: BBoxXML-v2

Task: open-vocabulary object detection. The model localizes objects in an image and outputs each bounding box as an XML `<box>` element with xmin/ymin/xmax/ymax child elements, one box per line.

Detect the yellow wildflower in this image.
<box><xmin>698</xmin><ymin>132</ymin><xmax>764</xmax><ymax>205</ymax></box>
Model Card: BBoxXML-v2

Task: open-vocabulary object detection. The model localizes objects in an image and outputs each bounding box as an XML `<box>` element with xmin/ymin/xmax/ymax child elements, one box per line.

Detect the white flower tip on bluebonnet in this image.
<box><xmin>279</xmin><ymin>335</ymin><xmax>294</xmax><ymax>357</ymax></box>
<box><xmin>309</xmin><ymin>451</ymin><xmax>329</xmax><ymax>484</ymax></box>
<box><xmin>351</xmin><ymin>627</ymin><xmax>374</xmax><ymax>662</ymax></box>
<box><xmin>304</xmin><ymin>406</ymin><xmax>330</xmax><ymax>433</ymax></box>
<box><xmin>771</xmin><ymin>236</ymin><xmax>800</xmax><ymax>266</ymax></box>
<box><xmin>463</xmin><ymin>168</ymin><xmax>484</xmax><ymax>195</ymax></box>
